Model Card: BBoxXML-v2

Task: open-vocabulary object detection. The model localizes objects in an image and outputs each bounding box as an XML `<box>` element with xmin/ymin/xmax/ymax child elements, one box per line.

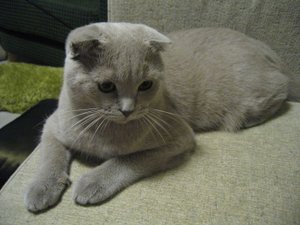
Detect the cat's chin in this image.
<box><xmin>113</xmin><ymin>119</ymin><xmax>130</xmax><ymax>125</ymax></box>
<box><xmin>110</xmin><ymin>115</ymin><xmax>142</xmax><ymax>125</ymax></box>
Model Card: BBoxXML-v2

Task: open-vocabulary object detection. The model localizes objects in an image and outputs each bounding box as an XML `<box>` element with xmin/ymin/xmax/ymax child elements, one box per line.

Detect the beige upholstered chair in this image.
<box><xmin>1</xmin><ymin>1</ymin><xmax>299</xmax><ymax>224</ymax></box>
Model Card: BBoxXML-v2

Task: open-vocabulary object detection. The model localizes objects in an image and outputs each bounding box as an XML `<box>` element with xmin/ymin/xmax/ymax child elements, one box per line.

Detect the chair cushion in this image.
<box><xmin>0</xmin><ymin>102</ymin><xmax>299</xmax><ymax>224</ymax></box>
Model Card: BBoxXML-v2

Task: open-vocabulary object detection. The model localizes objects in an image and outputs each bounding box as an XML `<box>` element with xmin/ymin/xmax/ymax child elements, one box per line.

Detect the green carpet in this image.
<box><xmin>0</xmin><ymin>62</ymin><xmax>63</xmax><ymax>113</ymax></box>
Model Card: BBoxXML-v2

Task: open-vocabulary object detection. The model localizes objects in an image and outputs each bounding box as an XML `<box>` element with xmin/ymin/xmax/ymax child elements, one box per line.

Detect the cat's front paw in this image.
<box><xmin>73</xmin><ymin>173</ymin><xmax>115</xmax><ymax>205</ymax></box>
<box><xmin>24</xmin><ymin>175</ymin><xmax>71</xmax><ymax>213</ymax></box>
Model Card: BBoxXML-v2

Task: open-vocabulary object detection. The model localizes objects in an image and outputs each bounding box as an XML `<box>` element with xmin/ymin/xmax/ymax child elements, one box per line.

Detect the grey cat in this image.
<box><xmin>24</xmin><ymin>22</ymin><xmax>296</xmax><ymax>212</ymax></box>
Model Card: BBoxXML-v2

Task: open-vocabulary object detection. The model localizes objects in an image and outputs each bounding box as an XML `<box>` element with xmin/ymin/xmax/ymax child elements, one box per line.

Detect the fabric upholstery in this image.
<box><xmin>108</xmin><ymin>0</ymin><xmax>300</xmax><ymax>76</ymax></box>
<box><xmin>0</xmin><ymin>102</ymin><xmax>299</xmax><ymax>225</ymax></box>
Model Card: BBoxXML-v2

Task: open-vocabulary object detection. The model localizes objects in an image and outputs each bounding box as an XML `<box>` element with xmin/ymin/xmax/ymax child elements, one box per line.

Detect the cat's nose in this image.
<box><xmin>120</xmin><ymin>110</ymin><xmax>133</xmax><ymax>117</ymax></box>
<box><xmin>119</xmin><ymin>97</ymin><xmax>135</xmax><ymax>117</ymax></box>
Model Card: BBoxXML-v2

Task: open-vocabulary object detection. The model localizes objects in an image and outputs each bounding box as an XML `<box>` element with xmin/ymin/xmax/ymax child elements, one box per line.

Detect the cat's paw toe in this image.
<box><xmin>24</xmin><ymin>177</ymin><xmax>70</xmax><ymax>213</ymax></box>
<box><xmin>24</xmin><ymin>184</ymin><xmax>47</xmax><ymax>212</ymax></box>
<box><xmin>73</xmin><ymin>176</ymin><xmax>111</xmax><ymax>205</ymax></box>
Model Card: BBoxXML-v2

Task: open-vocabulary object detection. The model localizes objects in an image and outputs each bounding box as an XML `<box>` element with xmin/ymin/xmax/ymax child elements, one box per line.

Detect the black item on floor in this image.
<box><xmin>0</xmin><ymin>0</ymin><xmax>107</xmax><ymax>66</ymax></box>
<box><xmin>0</xmin><ymin>99</ymin><xmax>58</xmax><ymax>188</ymax></box>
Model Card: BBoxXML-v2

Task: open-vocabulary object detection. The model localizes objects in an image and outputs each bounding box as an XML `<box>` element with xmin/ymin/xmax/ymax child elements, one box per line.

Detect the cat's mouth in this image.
<box><xmin>108</xmin><ymin>110</ymin><xmax>148</xmax><ymax>124</ymax></box>
<box><xmin>111</xmin><ymin>113</ymin><xmax>143</xmax><ymax>124</ymax></box>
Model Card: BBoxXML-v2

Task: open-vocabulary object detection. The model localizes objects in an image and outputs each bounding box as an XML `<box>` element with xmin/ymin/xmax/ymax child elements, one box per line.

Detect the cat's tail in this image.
<box><xmin>287</xmin><ymin>73</ymin><xmax>300</xmax><ymax>102</ymax></box>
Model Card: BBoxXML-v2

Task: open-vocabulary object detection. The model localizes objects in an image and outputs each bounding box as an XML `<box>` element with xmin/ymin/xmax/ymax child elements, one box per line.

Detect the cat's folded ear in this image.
<box><xmin>144</xmin><ymin>28</ymin><xmax>171</xmax><ymax>53</ymax></box>
<box><xmin>65</xmin><ymin>24</ymin><xmax>109</xmax><ymax>68</ymax></box>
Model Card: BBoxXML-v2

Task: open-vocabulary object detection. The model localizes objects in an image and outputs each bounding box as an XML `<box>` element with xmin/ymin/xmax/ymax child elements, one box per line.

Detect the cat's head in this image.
<box><xmin>63</xmin><ymin>22</ymin><xmax>171</xmax><ymax>124</ymax></box>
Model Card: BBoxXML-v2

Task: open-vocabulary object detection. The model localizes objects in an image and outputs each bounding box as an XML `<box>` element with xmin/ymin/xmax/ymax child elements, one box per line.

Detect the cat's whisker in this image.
<box><xmin>72</xmin><ymin>112</ymin><xmax>100</xmax><ymax>147</ymax></box>
<box><xmin>92</xmin><ymin>114</ymin><xmax>111</xmax><ymax>138</ymax></box>
<box><xmin>70</xmin><ymin>121</ymin><xmax>93</xmax><ymax>149</ymax></box>
<box><xmin>89</xmin><ymin>115</ymin><xmax>105</xmax><ymax>145</ymax></box>
<box><xmin>151</xmin><ymin>108</ymin><xmax>183</xmax><ymax>125</ymax></box>
<box><xmin>69</xmin><ymin>112</ymin><xmax>97</xmax><ymax>130</ymax></box>
<box><xmin>147</xmin><ymin>113</ymin><xmax>172</xmax><ymax>139</ymax></box>
<box><xmin>140</xmin><ymin>117</ymin><xmax>158</xmax><ymax>143</ymax></box>
<box><xmin>149</xmin><ymin>111</ymin><xmax>182</xmax><ymax>136</ymax></box>
<box><xmin>62</xmin><ymin>107</ymin><xmax>99</xmax><ymax>114</ymax></box>
<box><xmin>63</xmin><ymin>110</ymin><xmax>98</xmax><ymax>122</ymax></box>
<box><xmin>97</xmin><ymin>118</ymin><xmax>108</xmax><ymax>134</ymax></box>
<box><xmin>136</xmin><ymin>115</ymin><xmax>146</xmax><ymax>131</ymax></box>
<box><xmin>148</xmin><ymin>111</ymin><xmax>173</xmax><ymax>129</ymax></box>
<box><xmin>60</xmin><ymin>108</ymin><xmax>99</xmax><ymax>123</ymax></box>
<box><xmin>80</xmin><ymin>114</ymin><xmax>101</xmax><ymax>134</ymax></box>
<box><xmin>151</xmin><ymin>108</ymin><xmax>182</xmax><ymax>118</ymax></box>
<box><xmin>144</xmin><ymin>115</ymin><xmax>166</xmax><ymax>144</ymax></box>
<box><xmin>101</xmin><ymin>119</ymin><xmax>111</xmax><ymax>133</ymax></box>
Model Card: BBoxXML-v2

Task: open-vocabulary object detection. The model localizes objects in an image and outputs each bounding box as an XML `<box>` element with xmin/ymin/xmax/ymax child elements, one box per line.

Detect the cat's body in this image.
<box><xmin>164</xmin><ymin>28</ymin><xmax>289</xmax><ymax>131</ymax></box>
<box><xmin>25</xmin><ymin>23</ymin><xmax>293</xmax><ymax>212</ymax></box>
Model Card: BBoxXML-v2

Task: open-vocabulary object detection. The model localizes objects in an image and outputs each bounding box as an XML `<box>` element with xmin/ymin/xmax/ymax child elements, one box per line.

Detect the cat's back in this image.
<box><xmin>162</xmin><ymin>28</ymin><xmax>289</xmax><ymax>131</ymax></box>
<box><xmin>164</xmin><ymin>27</ymin><xmax>283</xmax><ymax>74</ymax></box>
<box><xmin>163</xmin><ymin>27</ymin><xmax>285</xmax><ymax>95</ymax></box>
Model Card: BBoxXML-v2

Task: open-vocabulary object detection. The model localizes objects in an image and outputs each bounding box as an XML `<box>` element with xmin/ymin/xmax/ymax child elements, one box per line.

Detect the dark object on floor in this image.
<box><xmin>0</xmin><ymin>0</ymin><xmax>107</xmax><ymax>66</ymax></box>
<box><xmin>0</xmin><ymin>99</ymin><xmax>58</xmax><ymax>188</ymax></box>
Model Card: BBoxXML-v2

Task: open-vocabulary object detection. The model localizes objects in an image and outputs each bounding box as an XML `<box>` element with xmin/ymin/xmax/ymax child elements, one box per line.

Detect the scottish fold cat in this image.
<box><xmin>24</xmin><ymin>22</ymin><xmax>295</xmax><ymax>212</ymax></box>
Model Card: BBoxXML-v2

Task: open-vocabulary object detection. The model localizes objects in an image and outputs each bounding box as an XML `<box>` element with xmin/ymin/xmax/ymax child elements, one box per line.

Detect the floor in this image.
<box><xmin>0</xmin><ymin>112</ymin><xmax>20</xmax><ymax>129</ymax></box>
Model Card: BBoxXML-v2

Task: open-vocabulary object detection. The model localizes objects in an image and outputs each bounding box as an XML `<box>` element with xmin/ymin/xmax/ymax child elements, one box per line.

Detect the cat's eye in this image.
<box><xmin>138</xmin><ymin>80</ymin><xmax>153</xmax><ymax>91</ymax></box>
<box><xmin>98</xmin><ymin>81</ymin><xmax>116</xmax><ymax>93</ymax></box>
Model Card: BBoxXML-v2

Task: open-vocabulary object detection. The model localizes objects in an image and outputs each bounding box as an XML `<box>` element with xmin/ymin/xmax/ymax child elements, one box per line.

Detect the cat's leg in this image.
<box><xmin>220</xmin><ymin>109</ymin><xmax>245</xmax><ymax>132</ymax></box>
<box><xmin>24</xmin><ymin>124</ymin><xmax>72</xmax><ymax>213</ymax></box>
<box><xmin>73</xmin><ymin>130</ymin><xmax>195</xmax><ymax>205</ymax></box>
<box><xmin>242</xmin><ymin>72</ymin><xmax>288</xmax><ymax>129</ymax></box>
<box><xmin>243</xmin><ymin>97</ymin><xmax>285</xmax><ymax>129</ymax></box>
<box><xmin>220</xmin><ymin>95</ymin><xmax>285</xmax><ymax>131</ymax></box>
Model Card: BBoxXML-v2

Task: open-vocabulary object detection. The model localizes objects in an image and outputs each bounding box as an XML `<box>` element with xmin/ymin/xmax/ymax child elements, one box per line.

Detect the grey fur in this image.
<box><xmin>24</xmin><ymin>22</ymin><xmax>291</xmax><ymax>212</ymax></box>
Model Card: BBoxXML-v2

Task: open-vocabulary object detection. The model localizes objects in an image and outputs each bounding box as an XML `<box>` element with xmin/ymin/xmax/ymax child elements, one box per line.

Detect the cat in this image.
<box><xmin>24</xmin><ymin>22</ymin><xmax>295</xmax><ymax>212</ymax></box>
